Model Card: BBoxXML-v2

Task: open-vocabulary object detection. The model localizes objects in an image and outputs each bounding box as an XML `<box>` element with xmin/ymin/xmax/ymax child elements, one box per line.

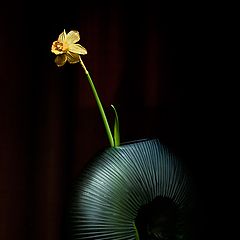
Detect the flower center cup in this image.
<box><xmin>51</xmin><ymin>41</ymin><xmax>65</xmax><ymax>53</ymax></box>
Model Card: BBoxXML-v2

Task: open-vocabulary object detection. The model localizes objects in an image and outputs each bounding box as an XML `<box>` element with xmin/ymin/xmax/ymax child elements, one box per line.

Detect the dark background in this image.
<box><xmin>1</xmin><ymin>1</ymin><xmax>233</xmax><ymax>240</ymax></box>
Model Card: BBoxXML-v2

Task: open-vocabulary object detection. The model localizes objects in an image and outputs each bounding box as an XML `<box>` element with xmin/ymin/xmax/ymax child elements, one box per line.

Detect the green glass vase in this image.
<box><xmin>68</xmin><ymin>138</ymin><xmax>193</xmax><ymax>240</ymax></box>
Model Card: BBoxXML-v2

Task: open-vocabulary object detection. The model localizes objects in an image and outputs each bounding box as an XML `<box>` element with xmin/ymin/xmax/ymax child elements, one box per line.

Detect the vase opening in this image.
<box><xmin>135</xmin><ymin>196</ymin><xmax>182</xmax><ymax>240</ymax></box>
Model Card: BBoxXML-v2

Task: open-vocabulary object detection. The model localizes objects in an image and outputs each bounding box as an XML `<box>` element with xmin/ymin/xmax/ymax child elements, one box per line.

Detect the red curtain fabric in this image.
<box><xmin>0</xmin><ymin>2</ymin><xmax>223</xmax><ymax>240</ymax></box>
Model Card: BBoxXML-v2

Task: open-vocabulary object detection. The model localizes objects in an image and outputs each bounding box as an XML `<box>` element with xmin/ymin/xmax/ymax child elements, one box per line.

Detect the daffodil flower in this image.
<box><xmin>51</xmin><ymin>29</ymin><xmax>87</xmax><ymax>67</ymax></box>
<box><xmin>51</xmin><ymin>29</ymin><xmax>120</xmax><ymax>148</ymax></box>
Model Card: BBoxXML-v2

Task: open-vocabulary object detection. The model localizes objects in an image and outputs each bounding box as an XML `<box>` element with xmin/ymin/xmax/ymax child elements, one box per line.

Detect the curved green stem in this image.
<box><xmin>79</xmin><ymin>56</ymin><xmax>114</xmax><ymax>147</ymax></box>
<box><xmin>133</xmin><ymin>222</ymin><xmax>140</xmax><ymax>240</ymax></box>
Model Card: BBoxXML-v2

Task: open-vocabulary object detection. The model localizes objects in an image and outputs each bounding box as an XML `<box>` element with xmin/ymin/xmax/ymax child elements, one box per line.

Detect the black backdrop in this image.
<box><xmin>1</xmin><ymin>1</ymin><xmax>232</xmax><ymax>240</ymax></box>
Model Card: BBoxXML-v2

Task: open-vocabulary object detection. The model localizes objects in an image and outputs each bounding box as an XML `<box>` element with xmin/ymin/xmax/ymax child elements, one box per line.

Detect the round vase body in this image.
<box><xmin>69</xmin><ymin>138</ymin><xmax>192</xmax><ymax>240</ymax></box>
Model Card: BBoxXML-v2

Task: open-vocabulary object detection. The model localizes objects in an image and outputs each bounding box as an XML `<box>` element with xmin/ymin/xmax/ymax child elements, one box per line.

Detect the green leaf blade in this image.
<box><xmin>111</xmin><ymin>105</ymin><xmax>120</xmax><ymax>147</ymax></box>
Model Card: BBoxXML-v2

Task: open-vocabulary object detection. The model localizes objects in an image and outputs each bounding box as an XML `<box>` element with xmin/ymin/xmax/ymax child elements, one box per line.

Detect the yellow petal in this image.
<box><xmin>58</xmin><ymin>29</ymin><xmax>66</xmax><ymax>43</ymax></box>
<box><xmin>55</xmin><ymin>54</ymin><xmax>67</xmax><ymax>67</ymax></box>
<box><xmin>66</xmin><ymin>52</ymin><xmax>80</xmax><ymax>64</ymax></box>
<box><xmin>68</xmin><ymin>43</ymin><xmax>87</xmax><ymax>55</ymax></box>
<box><xmin>65</xmin><ymin>30</ymin><xmax>80</xmax><ymax>44</ymax></box>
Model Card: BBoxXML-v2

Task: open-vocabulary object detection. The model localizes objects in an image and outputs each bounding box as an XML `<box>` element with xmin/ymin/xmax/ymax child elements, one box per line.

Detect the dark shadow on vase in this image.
<box><xmin>135</xmin><ymin>196</ymin><xmax>189</xmax><ymax>240</ymax></box>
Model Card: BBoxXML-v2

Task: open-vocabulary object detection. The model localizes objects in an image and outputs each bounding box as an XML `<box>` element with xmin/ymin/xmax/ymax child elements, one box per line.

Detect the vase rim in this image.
<box><xmin>119</xmin><ymin>138</ymin><xmax>157</xmax><ymax>146</ymax></box>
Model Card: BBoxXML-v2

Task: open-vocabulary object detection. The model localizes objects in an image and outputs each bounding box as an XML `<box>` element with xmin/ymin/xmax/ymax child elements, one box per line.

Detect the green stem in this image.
<box><xmin>133</xmin><ymin>222</ymin><xmax>140</xmax><ymax>240</ymax></box>
<box><xmin>79</xmin><ymin>57</ymin><xmax>114</xmax><ymax>147</ymax></box>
